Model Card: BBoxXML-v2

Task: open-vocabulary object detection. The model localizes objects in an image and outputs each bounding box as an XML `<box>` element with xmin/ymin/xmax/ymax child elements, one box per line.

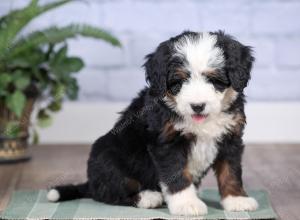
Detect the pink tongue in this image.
<box><xmin>192</xmin><ymin>115</ymin><xmax>206</xmax><ymax>123</ymax></box>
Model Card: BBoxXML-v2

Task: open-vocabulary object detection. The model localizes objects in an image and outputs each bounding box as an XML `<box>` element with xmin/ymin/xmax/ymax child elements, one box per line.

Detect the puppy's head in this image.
<box><xmin>144</xmin><ymin>31</ymin><xmax>254</xmax><ymax>123</ymax></box>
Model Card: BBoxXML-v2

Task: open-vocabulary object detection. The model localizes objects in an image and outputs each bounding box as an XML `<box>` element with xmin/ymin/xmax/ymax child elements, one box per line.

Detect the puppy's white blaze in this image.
<box><xmin>173</xmin><ymin>33</ymin><xmax>227</xmax><ymax>124</ymax></box>
<box><xmin>47</xmin><ymin>189</ymin><xmax>60</xmax><ymax>202</ymax></box>
<box><xmin>174</xmin><ymin>33</ymin><xmax>224</xmax><ymax>73</ymax></box>
<box><xmin>136</xmin><ymin>190</ymin><xmax>163</xmax><ymax>209</ymax></box>
<box><xmin>221</xmin><ymin>196</ymin><xmax>259</xmax><ymax>212</ymax></box>
<box><xmin>163</xmin><ymin>184</ymin><xmax>208</xmax><ymax>216</ymax></box>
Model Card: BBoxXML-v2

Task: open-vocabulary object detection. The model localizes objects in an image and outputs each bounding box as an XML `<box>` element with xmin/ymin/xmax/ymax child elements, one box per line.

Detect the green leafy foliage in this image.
<box><xmin>10</xmin><ymin>24</ymin><xmax>121</xmax><ymax>57</ymax></box>
<box><xmin>0</xmin><ymin>0</ymin><xmax>73</xmax><ymax>57</ymax></box>
<box><xmin>51</xmin><ymin>83</ymin><xmax>65</xmax><ymax>100</ymax></box>
<box><xmin>3</xmin><ymin>121</ymin><xmax>21</xmax><ymax>138</ymax></box>
<box><xmin>37</xmin><ymin>109</ymin><xmax>53</xmax><ymax>128</ymax></box>
<box><xmin>49</xmin><ymin>45</ymin><xmax>84</xmax><ymax>79</ymax></box>
<box><xmin>5</xmin><ymin>90</ymin><xmax>26</xmax><ymax>117</ymax></box>
<box><xmin>0</xmin><ymin>73</ymin><xmax>12</xmax><ymax>90</ymax></box>
<box><xmin>48</xmin><ymin>101</ymin><xmax>62</xmax><ymax>112</ymax></box>
<box><xmin>0</xmin><ymin>0</ymin><xmax>121</xmax><ymax>142</ymax></box>
<box><xmin>12</xmin><ymin>70</ymin><xmax>30</xmax><ymax>90</ymax></box>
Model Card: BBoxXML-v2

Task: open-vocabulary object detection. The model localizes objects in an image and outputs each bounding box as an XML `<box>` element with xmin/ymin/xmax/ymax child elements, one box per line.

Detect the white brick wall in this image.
<box><xmin>250</xmin><ymin>2</ymin><xmax>300</xmax><ymax>35</ymax></box>
<box><xmin>276</xmin><ymin>38</ymin><xmax>300</xmax><ymax>68</ymax></box>
<box><xmin>106</xmin><ymin>68</ymin><xmax>146</xmax><ymax>101</ymax></box>
<box><xmin>102</xmin><ymin>1</ymin><xmax>200</xmax><ymax>33</ymax></box>
<box><xmin>1</xmin><ymin>0</ymin><xmax>300</xmax><ymax>102</ymax></box>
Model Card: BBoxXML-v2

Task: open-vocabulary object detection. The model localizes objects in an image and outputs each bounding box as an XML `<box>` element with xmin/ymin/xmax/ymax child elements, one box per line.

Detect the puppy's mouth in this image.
<box><xmin>191</xmin><ymin>114</ymin><xmax>208</xmax><ymax>123</ymax></box>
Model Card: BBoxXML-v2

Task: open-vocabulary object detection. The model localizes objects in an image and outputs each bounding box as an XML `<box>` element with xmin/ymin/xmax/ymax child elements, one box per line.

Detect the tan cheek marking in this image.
<box><xmin>232</xmin><ymin>113</ymin><xmax>246</xmax><ymax>135</ymax></box>
<box><xmin>161</xmin><ymin>120</ymin><xmax>196</xmax><ymax>142</ymax></box>
<box><xmin>221</xmin><ymin>87</ymin><xmax>238</xmax><ymax>109</ymax></box>
<box><xmin>165</xmin><ymin>91</ymin><xmax>176</xmax><ymax>102</ymax></box>
<box><xmin>161</xmin><ymin>121</ymin><xmax>177</xmax><ymax>141</ymax></box>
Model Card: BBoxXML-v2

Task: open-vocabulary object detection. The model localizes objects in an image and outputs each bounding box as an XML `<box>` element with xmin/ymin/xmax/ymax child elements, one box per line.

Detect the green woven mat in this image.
<box><xmin>0</xmin><ymin>189</ymin><xmax>277</xmax><ymax>220</ymax></box>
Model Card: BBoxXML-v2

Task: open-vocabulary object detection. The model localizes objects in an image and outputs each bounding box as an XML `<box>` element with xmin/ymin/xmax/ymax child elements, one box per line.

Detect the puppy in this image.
<box><xmin>48</xmin><ymin>31</ymin><xmax>258</xmax><ymax>216</ymax></box>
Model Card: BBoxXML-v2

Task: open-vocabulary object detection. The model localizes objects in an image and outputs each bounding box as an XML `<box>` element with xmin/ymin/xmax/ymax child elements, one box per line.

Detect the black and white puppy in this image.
<box><xmin>48</xmin><ymin>31</ymin><xmax>258</xmax><ymax>216</ymax></box>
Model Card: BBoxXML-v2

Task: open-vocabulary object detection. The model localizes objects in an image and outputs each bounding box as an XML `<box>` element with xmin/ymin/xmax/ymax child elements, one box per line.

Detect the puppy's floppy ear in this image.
<box><xmin>218</xmin><ymin>33</ymin><xmax>254</xmax><ymax>92</ymax></box>
<box><xmin>228</xmin><ymin>44</ymin><xmax>254</xmax><ymax>92</ymax></box>
<box><xmin>143</xmin><ymin>42</ymin><xmax>170</xmax><ymax>97</ymax></box>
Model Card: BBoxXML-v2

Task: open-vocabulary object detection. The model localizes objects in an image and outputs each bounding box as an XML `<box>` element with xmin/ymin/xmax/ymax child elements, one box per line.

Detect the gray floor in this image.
<box><xmin>0</xmin><ymin>144</ymin><xmax>299</xmax><ymax>220</ymax></box>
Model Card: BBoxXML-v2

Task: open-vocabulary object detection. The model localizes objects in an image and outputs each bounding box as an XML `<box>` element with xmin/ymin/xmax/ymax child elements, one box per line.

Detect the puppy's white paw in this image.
<box><xmin>136</xmin><ymin>190</ymin><xmax>163</xmax><ymax>208</ymax></box>
<box><xmin>164</xmin><ymin>185</ymin><xmax>207</xmax><ymax>216</ymax></box>
<box><xmin>221</xmin><ymin>196</ymin><xmax>259</xmax><ymax>212</ymax></box>
<box><xmin>168</xmin><ymin>196</ymin><xmax>208</xmax><ymax>216</ymax></box>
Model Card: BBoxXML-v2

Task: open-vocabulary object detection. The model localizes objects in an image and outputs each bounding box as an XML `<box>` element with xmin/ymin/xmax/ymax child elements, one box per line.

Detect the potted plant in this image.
<box><xmin>0</xmin><ymin>0</ymin><xmax>121</xmax><ymax>163</ymax></box>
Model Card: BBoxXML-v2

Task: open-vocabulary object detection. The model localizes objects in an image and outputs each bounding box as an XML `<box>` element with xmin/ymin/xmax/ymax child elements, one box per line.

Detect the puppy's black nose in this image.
<box><xmin>191</xmin><ymin>103</ymin><xmax>206</xmax><ymax>114</ymax></box>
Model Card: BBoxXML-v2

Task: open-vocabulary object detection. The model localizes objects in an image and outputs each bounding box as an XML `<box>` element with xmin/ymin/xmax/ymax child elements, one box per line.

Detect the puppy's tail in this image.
<box><xmin>47</xmin><ymin>182</ymin><xmax>90</xmax><ymax>202</ymax></box>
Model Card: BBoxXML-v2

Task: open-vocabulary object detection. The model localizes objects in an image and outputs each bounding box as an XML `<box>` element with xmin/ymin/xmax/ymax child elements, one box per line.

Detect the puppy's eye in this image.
<box><xmin>208</xmin><ymin>78</ymin><xmax>229</xmax><ymax>92</ymax></box>
<box><xmin>168</xmin><ymin>79</ymin><xmax>182</xmax><ymax>94</ymax></box>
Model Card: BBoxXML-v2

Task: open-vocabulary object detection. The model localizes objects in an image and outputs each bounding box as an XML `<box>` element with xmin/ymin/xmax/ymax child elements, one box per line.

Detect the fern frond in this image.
<box><xmin>38</xmin><ymin>0</ymin><xmax>73</xmax><ymax>15</ymax></box>
<box><xmin>29</xmin><ymin>0</ymin><xmax>39</xmax><ymax>7</ymax></box>
<box><xmin>0</xmin><ymin>0</ymin><xmax>73</xmax><ymax>57</ymax></box>
<box><xmin>9</xmin><ymin>24</ymin><xmax>121</xmax><ymax>57</ymax></box>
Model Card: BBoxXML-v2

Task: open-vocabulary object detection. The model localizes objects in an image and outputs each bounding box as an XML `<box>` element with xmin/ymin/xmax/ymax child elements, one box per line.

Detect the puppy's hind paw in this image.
<box><xmin>136</xmin><ymin>190</ymin><xmax>163</xmax><ymax>209</ymax></box>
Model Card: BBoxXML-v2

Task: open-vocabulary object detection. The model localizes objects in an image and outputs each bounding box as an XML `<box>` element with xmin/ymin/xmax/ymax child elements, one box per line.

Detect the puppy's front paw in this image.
<box><xmin>221</xmin><ymin>196</ymin><xmax>259</xmax><ymax>212</ymax></box>
<box><xmin>164</xmin><ymin>185</ymin><xmax>207</xmax><ymax>216</ymax></box>
<box><xmin>168</xmin><ymin>196</ymin><xmax>208</xmax><ymax>216</ymax></box>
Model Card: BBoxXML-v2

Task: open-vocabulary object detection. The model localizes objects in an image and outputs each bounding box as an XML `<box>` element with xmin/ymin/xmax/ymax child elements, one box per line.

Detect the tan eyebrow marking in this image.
<box><xmin>175</xmin><ymin>68</ymin><xmax>189</xmax><ymax>80</ymax></box>
<box><xmin>202</xmin><ymin>68</ymin><xmax>217</xmax><ymax>77</ymax></box>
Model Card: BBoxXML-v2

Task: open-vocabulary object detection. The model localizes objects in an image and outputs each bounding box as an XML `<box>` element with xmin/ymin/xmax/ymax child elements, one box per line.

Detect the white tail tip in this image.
<box><xmin>47</xmin><ymin>189</ymin><xmax>60</xmax><ymax>202</ymax></box>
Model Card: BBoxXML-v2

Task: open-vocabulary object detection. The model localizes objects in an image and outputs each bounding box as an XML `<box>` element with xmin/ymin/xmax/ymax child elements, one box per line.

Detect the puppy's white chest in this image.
<box><xmin>187</xmin><ymin>139</ymin><xmax>218</xmax><ymax>183</ymax></box>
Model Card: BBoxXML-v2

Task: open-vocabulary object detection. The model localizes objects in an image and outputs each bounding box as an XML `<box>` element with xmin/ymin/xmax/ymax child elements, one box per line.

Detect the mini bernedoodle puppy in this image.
<box><xmin>48</xmin><ymin>31</ymin><xmax>259</xmax><ymax>216</ymax></box>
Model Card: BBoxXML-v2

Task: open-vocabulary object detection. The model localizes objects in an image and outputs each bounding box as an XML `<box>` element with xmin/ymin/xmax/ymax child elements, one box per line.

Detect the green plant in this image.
<box><xmin>0</xmin><ymin>0</ymin><xmax>121</xmax><ymax>143</ymax></box>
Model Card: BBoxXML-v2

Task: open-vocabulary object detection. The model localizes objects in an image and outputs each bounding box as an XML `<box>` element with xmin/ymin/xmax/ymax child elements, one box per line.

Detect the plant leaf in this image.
<box><xmin>0</xmin><ymin>90</ymin><xmax>7</xmax><ymax>96</ymax></box>
<box><xmin>37</xmin><ymin>109</ymin><xmax>53</xmax><ymax>128</ymax></box>
<box><xmin>8</xmin><ymin>47</ymin><xmax>46</xmax><ymax>68</ymax></box>
<box><xmin>64</xmin><ymin>57</ymin><xmax>84</xmax><ymax>73</ymax></box>
<box><xmin>51</xmin><ymin>57</ymin><xmax>84</xmax><ymax>76</ymax></box>
<box><xmin>5</xmin><ymin>90</ymin><xmax>26</xmax><ymax>118</ymax></box>
<box><xmin>9</xmin><ymin>24</ymin><xmax>121</xmax><ymax>57</ymax></box>
<box><xmin>0</xmin><ymin>0</ymin><xmax>73</xmax><ymax>57</ymax></box>
<box><xmin>0</xmin><ymin>73</ymin><xmax>12</xmax><ymax>89</ymax></box>
<box><xmin>47</xmin><ymin>100</ymin><xmax>62</xmax><ymax>112</ymax></box>
<box><xmin>30</xmin><ymin>0</ymin><xmax>39</xmax><ymax>6</ymax></box>
<box><xmin>51</xmin><ymin>83</ymin><xmax>65</xmax><ymax>100</ymax></box>
<box><xmin>13</xmin><ymin>73</ymin><xmax>30</xmax><ymax>90</ymax></box>
<box><xmin>51</xmin><ymin>44</ymin><xmax>68</xmax><ymax>65</ymax></box>
<box><xmin>65</xmin><ymin>77</ymin><xmax>79</xmax><ymax>100</ymax></box>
